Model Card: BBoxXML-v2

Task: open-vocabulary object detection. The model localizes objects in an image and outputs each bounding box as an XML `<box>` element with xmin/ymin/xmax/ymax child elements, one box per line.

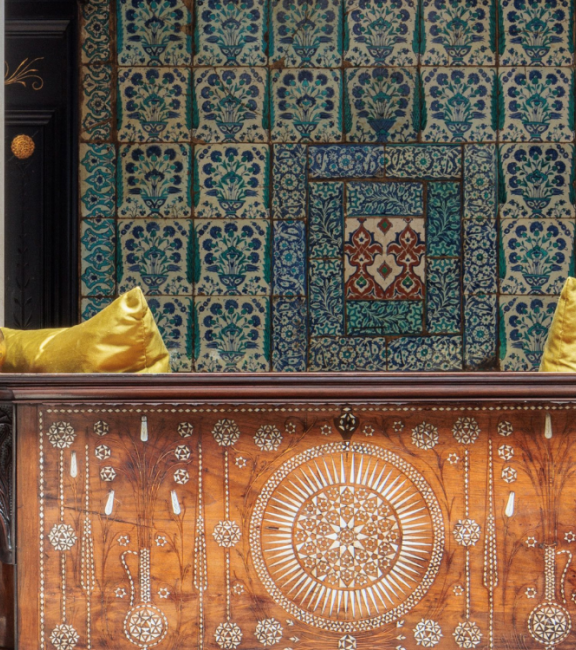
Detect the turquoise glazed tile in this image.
<box><xmin>194</xmin><ymin>145</ymin><xmax>270</xmax><ymax>219</ymax></box>
<box><xmin>500</xmin><ymin>68</ymin><xmax>575</xmax><ymax>142</ymax></box>
<box><xmin>464</xmin><ymin>293</ymin><xmax>497</xmax><ymax>370</ymax></box>
<box><xmin>464</xmin><ymin>144</ymin><xmax>498</xmax><ymax>219</ymax></box>
<box><xmin>309</xmin><ymin>337</ymin><xmax>387</xmax><ymax>371</ymax></box>
<box><xmin>194</xmin><ymin>219</ymin><xmax>270</xmax><ymax>296</ymax></box>
<box><xmin>499</xmin><ymin>295</ymin><xmax>557</xmax><ymax>370</ymax></box>
<box><xmin>273</xmin><ymin>221</ymin><xmax>306</xmax><ymax>296</ymax></box>
<box><xmin>309</xmin><ymin>182</ymin><xmax>344</xmax><ymax>258</ymax></box>
<box><xmin>426</xmin><ymin>258</ymin><xmax>461</xmax><ymax>334</ymax></box>
<box><xmin>464</xmin><ymin>217</ymin><xmax>498</xmax><ymax>294</ymax></box>
<box><xmin>194</xmin><ymin>0</ymin><xmax>267</xmax><ymax>66</ymax></box>
<box><xmin>344</xmin><ymin>68</ymin><xmax>418</xmax><ymax>143</ymax></box>
<box><xmin>309</xmin><ymin>145</ymin><xmax>385</xmax><ymax>178</ymax></box>
<box><xmin>427</xmin><ymin>182</ymin><xmax>461</xmax><ymax>256</ymax></box>
<box><xmin>347</xmin><ymin>181</ymin><xmax>424</xmax><ymax>216</ymax></box>
<box><xmin>81</xmin><ymin>0</ymin><xmax>111</xmax><ymax>64</ymax></box>
<box><xmin>422</xmin><ymin>0</ymin><xmax>496</xmax><ymax>66</ymax></box>
<box><xmin>347</xmin><ymin>300</ymin><xmax>423</xmax><ymax>335</ymax></box>
<box><xmin>422</xmin><ymin>67</ymin><xmax>497</xmax><ymax>142</ymax></box>
<box><xmin>500</xmin><ymin>0</ymin><xmax>573</xmax><ymax>67</ymax></box>
<box><xmin>344</xmin><ymin>0</ymin><xmax>418</xmax><ymax>67</ymax></box>
<box><xmin>81</xmin><ymin>296</ymin><xmax>113</xmax><ymax>321</ymax></box>
<box><xmin>194</xmin><ymin>296</ymin><xmax>270</xmax><ymax>371</ymax></box>
<box><xmin>80</xmin><ymin>65</ymin><xmax>112</xmax><ymax>141</ymax></box>
<box><xmin>271</xmin><ymin>68</ymin><xmax>341</xmax><ymax>142</ymax></box>
<box><xmin>388</xmin><ymin>335</ymin><xmax>462</xmax><ymax>370</ymax></box>
<box><xmin>309</xmin><ymin>258</ymin><xmax>344</xmax><ymax>335</ymax></box>
<box><xmin>118</xmin><ymin>144</ymin><xmax>192</xmax><ymax>218</ymax></box>
<box><xmin>272</xmin><ymin>145</ymin><xmax>307</xmax><ymax>219</ymax></box>
<box><xmin>118</xmin><ymin>219</ymin><xmax>193</xmax><ymax>295</ymax></box>
<box><xmin>271</xmin><ymin>0</ymin><xmax>342</xmax><ymax>67</ymax></box>
<box><xmin>117</xmin><ymin>0</ymin><xmax>192</xmax><ymax>66</ymax></box>
<box><xmin>272</xmin><ymin>296</ymin><xmax>307</xmax><ymax>371</ymax></box>
<box><xmin>118</xmin><ymin>67</ymin><xmax>191</xmax><ymax>142</ymax></box>
<box><xmin>80</xmin><ymin>144</ymin><xmax>116</xmax><ymax>219</ymax></box>
<box><xmin>147</xmin><ymin>297</ymin><xmax>193</xmax><ymax>371</ymax></box>
<box><xmin>81</xmin><ymin>218</ymin><xmax>116</xmax><ymax>296</ymax></box>
<box><xmin>499</xmin><ymin>143</ymin><xmax>574</xmax><ymax>218</ymax></box>
<box><xmin>193</xmin><ymin>68</ymin><xmax>268</xmax><ymax>143</ymax></box>
<box><xmin>500</xmin><ymin>218</ymin><xmax>574</xmax><ymax>295</ymax></box>
<box><xmin>384</xmin><ymin>144</ymin><xmax>461</xmax><ymax>179</ymax></box>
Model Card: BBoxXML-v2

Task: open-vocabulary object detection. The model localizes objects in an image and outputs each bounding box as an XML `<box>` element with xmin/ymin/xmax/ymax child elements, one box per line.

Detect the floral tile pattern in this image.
<box><xmin>385</xmin><ymin>144</ymin><xmax>461</xmax><ymax>178</ymax></box>
<box><xmin>80</xmin><ymin>144</ymin><xmax>116</xmax><ymax>218</ymax></box>
<box><xmin>81</xmin><ymin>296</ymin><xmax>113</xmax><ymax>321</ymax></box>
<box><xmin>309</xmin><ymin>337</ymin><xmax>387</xmax><ymax>371</ymax></box>
<box><xmin>272</xmin><ymin>145</ymin><xmax>307</xmax><ymax>219</ymax></box>
<box><xmin>81</xmin><ymin>218</ymin><xmax>116</xmax><ymax>296</ymax></box>
<box><xmin>309</xmin><ymin>145</ymin><xmax>385</xmax><ymax>178</ymax></box>
<box><xmin>147</xmin><ymin>296</ymin><xmax>193</xmax><ymax>371</ymax></box>
<box><xmin>388</xmin><ymin>335</ymin><xmax>462</xmax><ymax>371</ymax></box>
<box><xmin>273</xmin><ymin>221</ymin><xmax>306</xmax><ymax>296</ymax></box>
<box><xmin>81</xmin><ymin>0</ymin><xmax>112</xmax><ymax>64</ymax></box>
<box><xmin>272</xmin><ymin>296</ymin><xmax>307</xmax><ymax>371</ymax></box>
<box><xmin>464</xmin><ymin>293</ymin><xmax>497</xmax><ymax>370</ymax></box>
<box><xmin>80</xmin><ymin>65</ymin><xmax>113</xmax><ymax>142</ymax></box>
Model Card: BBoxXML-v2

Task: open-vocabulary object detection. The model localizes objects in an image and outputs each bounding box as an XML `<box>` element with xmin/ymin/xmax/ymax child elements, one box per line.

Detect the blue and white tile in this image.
<box><xmin>81</xmin><ymin>296</ymin><xmax>113</xmax><ymax>321</ymax></box>
<box><xmin>309</xmin><ymin>182</ymin><xmax>343</xmax><ymax>258</ymax></box>
<box><xmin>309</xmin><ymin>145</ymin><xmax>385</xmax><ymax>178</ymax></box>
<box><xmin>309</xmin><ymin>258</ymin><xmax>344</xmax><ymax>336</ymax></box>
<box><xmin>464</xmin><ymin>217</ymin><xmax>497</xmax><ymax>295</ymax></box>
<box><xmin>347</xmin><ymin>300</ymin><xmax>423</xmax><ymax>335</ymax></box>
<box><xmin>118</xmin><ymin>144</ymin><xmax>192</xmax><ymax>218</ymax></box>
<box><xmin>81</xmin><ymin>0</ymin><xmax>111</xmax><ymax>64</ymax></box>
<box><xmin>426</xmin><ymin>258</ymin><xmax>461</xmax><ymax>334</ymax></box>
<box><xmin>464</xmin><ymin>144</ymin><xmax>498</xmax><ymax>219</ymax></box>
<box><xmin>273</xmin><ymin>221</ymin><xmax>306</xmax><ymax>296</ymax></box>
<box><xmin>464</xmin><ymin>293</ymin><xmax>497</xmax><ymax>370</ymax></box>
<box><xmin>309</xmin><ymin>337</ymin><xmax>387</xmax><ymax>371</ymax></box>
<box><xmin>347</xmin><ymin>181</ymin><xmax>424</xmax><ymax>216</ymax></box>
<box><xmin>80</xmin><ymin>65</ymin><xmax>113</xmax><ymax>142</ymax></box>
<box><xmin>384</xmin><ymin>144</ymin><xmax>461</xmax><ymax>179</ymax></box>
<box><xmin>427</xmin><ymin>182</ymin><xmax>461</xmax><ymax>256</ymax></box>
<box><xmin>388</xmin><ymin>335</ymin><xmax>463</xmax><ymax>370</ymax></box>
<box><xmin>194</xmin><ymin>144</ymin><xmax>269</xmax><ymax>219</ymax></box>
<box><xmin>272</xmin><ymin>296</ymin><xmax>307</xmax><ymax>371</ymax></box>
<box><xmin>118</xmin><ymin>67</ymin><xmax>191</xmax><ymax>142</ymax></box>
<box><xmin>80</xmin><ymin>144</ymin><xmax>116</xmax><ymax>219</ymax></box>
<box><xmin>147</xmin><ymin>296</ymin><xmax>193</xmax><ymax>372</ymax></box>
<box><xmin>272</xmin><ymin>144</ymin><xmax>307</xmax><ymax>219</ymax></box>
<box><xmin>81</xmin><ymin>218</ymin><xmax>116</xmax><ymax>296</ymax></box>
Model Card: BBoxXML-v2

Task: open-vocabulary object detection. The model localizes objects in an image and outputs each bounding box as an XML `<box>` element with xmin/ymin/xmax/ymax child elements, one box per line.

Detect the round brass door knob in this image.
<box><xmin>11</xmin><ymin>134</ymin><xmax>35</xmax><ymax>160</ymax></box>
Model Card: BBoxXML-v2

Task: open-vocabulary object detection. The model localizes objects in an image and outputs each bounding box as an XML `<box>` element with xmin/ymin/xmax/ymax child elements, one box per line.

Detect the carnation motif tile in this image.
<box><xmin>81</xmin><ymin>218</ymin><xmax>116</xmax><ymax>296</ymax></box>
<box><xmin>464</xmin><ymin>293</ymin><xmax>497</xmax><ymax>370</ymax></box>
<box><xmin>384</xmin><ymin>144</ymin><xmax>461</xmax><ymax>179</ymax></box>
<box><xmin>147</xmin><ymin>297</ymin><xmax>193</xmax><ymax>371</ymax></box>
<box><xmin>117</xmin><ymin>0</ymin><xmax>192</xmax><ymax>66</ymax></box>
<box><xmin>426</xmin><ymin>182</ymin><xmax>461</xmax><ymax>257</ymax></box>
<box><xmin>271</xmin><ymin>68</ymin><xmax>341</xmax><ymax>142</ymax></box>
<box><xmin>499</xmin><ymin>68</ymin><xmax>575</xmax><ymax>142</ymax></box>
<box><xmin>347</xmin><ymin>181</ymin><xmax>424</xmax><ymax>216</ymax></box>
<box><xmin>80</xmin><ymin>0</ymin><xmax>111</xmax><ymax>64</ymax></box>
<box><xmin>194</xmin><ymin>0</ymin><xmax>267</xmax><ymax>66</ymax></box>
<box><xmin>194</xmin><ymin>219</ymin><xmax>270</xmax><ymax>295</ymax></box>
<box><xmin>346</xmin><ymin>300</ymin><xmax>423</xmax><ymax>335</ymax></box>
<box><xmin>272</xmin><ymin>296</ymin><xmax>307</xmax><ymax>371</ymax></box>
<box><xmin>118</xmin><ymin>219</ymin><xmax>193</xmax><ymax>295</ymax></box>
<box><xmin>309</xmin><ymin>258</ymin><xmax>344</xmax><ymax>335</ymax></box>
<box><xmin>80</xmin><ymin>65</ymin><xmax>113</xmax><ymax>141</ymax></box>
<box><xmin>309</xmin><ymin>182</ymin><xmax>344</xmax><ymax>258</ymax></box>
<box><xmin>500</xmin><ymin>218</ymin><xmax>575</xmax><ymax>295</ymax></box>
<box><xmin>499</xmin><ymin>295</ymin><xmax>557</xmax><ymax>370</ymax></box>
<box><xmin>118</xmin><ymin>144</ymin><xmax>192</xmax><ymax>218</ymax></box>
<box><xmin>118</xmin><ymin>67</ymin><xmax>191</xmax><ymax>142</ymax></box>
<box><xmin>344</xmin><ymin>0</ymin><xmax>418</xmax><ymax>66</ymax></box>
<box><xmin>194</xmin><ymin>145</ymin><xmax>269</xmax><ymax>219</ymax></box>
<box><xmin>387</xmin><ymin>335</ymin><xmax>462</xmax><ymax>370</ymax></box>
<box><xmin>270</xmin><ymin>0</ymin><xmax>342</xmax><ymax>67</ymax></box>
<box><xmin>421</xmin><ymin>0</ymin><xmax>496</xmax><ymax>66</ymax></box>
<box><xmin>464</xmin><ymin>144</ymin><xmax>498</xmax><ymax>219</ymax></box>
<box><xmin>309</xmin><ymin>145</ymin><xmax>385</xmax><ymax>178</ymax></box>
<box><xmin>499</xmin><ymin>143</ymin><xmax>574</xmax><ymax>218</ymax></box>
<box><xmin>194</xmin><ymin>296</ymin><xmax>270</xmax><ymax>371</ymax></box>
<box><xmin>81</xmin><ymin>296</ymin><xmax>113</xmax><ymax>322</ymax></box>
<box><xmin>464</xmin><ymin>217</ymin><xmax>498</xmax><ymax>295</ymax></box>
<box><xmin>309</xmin><ymin>337</ymin><xmax>387</xmax><ymax>371</ymax></box>
<box><xmin>273</xmin><ymin>221</ymin><xmax>306</xmax><ymax>296</ymax></box>
<box><xmin>193</xmin><ymin>68</ymin><xmax>268</xmax><ymax>143</ymax></box>
<box><xmin>422</xmin><ymin>67</ymin><xmax>497</xmax><ymax>142</ymax></box>
<box><xmin>80</xmin><ymin>144</ymin><xmax>116</xmax><ymax>219</ymax></box>
<box><xmin>426</xmin><ymin>257</ymin><xmax>461</xmax><ymax>334</ymax></box>
<box><xmin>272</xmin><ymin>145</ymin><xmax>307</xmax><ymax>219</ymax></box>
<box><xmin>344</xmin><ymin>67</ymin><xmax>418</xmax><ymax>143</ymax></box>
<box><xmin>499</xmin><ymin>0</ymin><xmax>573</xmax><ymax>67</ymax></box>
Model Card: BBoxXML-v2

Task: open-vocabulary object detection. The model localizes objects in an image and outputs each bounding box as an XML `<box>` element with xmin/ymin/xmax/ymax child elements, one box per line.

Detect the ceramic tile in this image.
<box><xmin>422</xmin><ymin>0</ymin><xmax>496</xmax><ymax>66</ymax></box>
<box><xmin>273</xmin><ymin>221</ymin><xmax>306</xmax><ymax>296</ymax></box>
<box><xmin>500</xmin><ymin>218</ymin><xmax>574</xmax><ymax>295</ymax></box>
<box><xmin>118</xmin><ymin>67</ymin><xmax>191</xmax><ymax>142</ymax></box>
<box><xmin>118</xmin><ymin>144</ymin><xmax>192</xmax><ymax>218</ymax></box>
<box><xmin>271</xmin><ymin>0</ymin><xmax>342</xmax><ymax>67</ymax></box>
<box><xmin>499</xmin><ymin>296</ymin><xmax>557</xmax><ymax>370</ymax></box>
<box><xmin>81</xmin><ymin>0</ymin><xmax>111</xmax><ymax>64</ymax></box>
<box><xmin>464</xmin><ymin>217</ymin><xmax>497</xmax><ymax>295</ymax></box>
<box><xmin>499</xmin><ymin>143</ymin><xmax>574</xmax><ymax>218</ymax></box>
<box><xmin>309</xmin><ymin>145</ymin><xmax>385</xmax><ymax>178</ymax></box>
<box><xmin>422</xmin><ymin>67</ymin><xmax>497</xmax><ymax>142</ymax></box>
<box><xmin>426</xmin><ymin>257</ymin><xmax>461</xmax><ymax>334</ymax></box>
<box><xmin>344</xmin><ymin>67</ymin><xmax>418</xmax><ymax>143</ymax></box>
<box><xmin>272</xmin><ymin>296</ymin><xmax>307</xmax><ymax>371</ymax></box>
<box><xmin>81</xmin><ymin>218</ymin><xmax>116</xmax><ymax>296</ymax></box>
<box><xmin>193</xmin><ymin>68</ymin><xmax>268</xmax><ymax>143</ymax></box>
<box><xmin>80</xmin><ymin>144</ymin><xmax>116</xmax><ymax>219</ymax></box>
<box><xmin>272</xmin><ymin>145</ymin><xmax>307</xmax><ymax>219</ymax></box>
<box><xmin>309</xmin><ymin>258</ymin><xmax>344</xmax><ymax>335</ymax></box>
<box><xmin>194</xmin><ymin>296</ymin><xmax>270</xmax><ymax>371</ymax></box>
<box><xmin>499</xmin><ymin>68</ymin><xmax>575</xmax><ymax>142</ymax></box>
<box><xmin>387</xmin><ymin>335</ymin><xmax>462</xmax><ymax>370</ymax></box>
<box><xmin>464</xmin><ymin>144</ymin><xmax>498</xmax><ymax>219</ymax></box>
<box><xmin>309</xmin><ymin>337</ymin><xmax>387</xmax><ymax>371</ymax></box>
<box><xmin>344</xmin><ymin>0</ymin><xmax>418</xmax><ymax>67</ymax></box>
<box><xmin>81</xmin><ymin>296</ymin><xmax>113</xmax><ymax>321</ymax></box>
<box><xmin>194</xmin><ymin>219</ymin><xmax>270</xmax><ymax>295</ymax></box>
<box><xmin>271</xmin><ymin>68</ymin><xmax>341</xmax><ymax>142</ymax></box>
<box><xmin>194</xmin><ymin>145</ymin><xmax>269</xmax><ymax>219</ymax></box>
<box><xmin>309</xmin><ymin>182</ymin><xmax>344</xmax><ymax>258</ymax></box>
<box><xmin>194</xmin><ymin>0</ymin><xmax>267</xmax><ymax>66</ymax></box>
<box><xmin>347</xmin><ymin>181</ymin><xmax>424</xmax><ymax>216</ymax></box>
<box><xmin>147</xmin><ymin>297</ymin><xmax>193</xmax><ymax>371</ymax></box>
<box><xmin>346</xmin><ymin>300</ymin><xmax>423</xmax><ymax>335</ymax></box>
<box><xmin>80</xmin><ymin>65</ymin><xmax>113</xmax><ymax>142</ymax></box>
<box><xmin>118</xmin><ymin>219</ymin><xmax>193</xmax><ymax>295</ymax></box>
<box><xmin>427</xmin><ymin>182</ymin><xmax>461</xmax><ymax>257</ymax></box>
<box><xmin>384</xmin><ymin>144</ymin><xmax>461</xmax><ymax>179</ymax></box>
<box><xmin>117</xmin><ymin>0</ymin><xmax>192</xmax><ymax>66</ymax></box>
<box><xmin>464</xmin><ymin>293</ymin><xmax>497</xmax><ymax>370</ymax></box>
<box><xmin>500</xmin><ymin>0</ymin><xmax>573</xmax><ymax>67</ymax></box>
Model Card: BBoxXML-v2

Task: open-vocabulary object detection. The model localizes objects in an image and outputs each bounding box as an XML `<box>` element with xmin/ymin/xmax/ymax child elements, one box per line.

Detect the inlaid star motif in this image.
<box><xmin>213</xmin><ymin>520</ymin><xmax>242</xmax><ymax>548</ymax></box>
<box><xmin>414</xmin><ymin>619</ymin><xmax>443</xmax><ymax>647</ymax></box>
<box><xmin>255</xmin><ymin>618</ymin><xmax>283</xmax><ymax>646</ymax></box>
<box><xmin>453</xmin><ymin>519</ymin><xmax>481</xmax><ymax>547</ymax></box>
<box><xmin>254</xmin><ymin>424</ymin><xmax>283</xmax><ymax>451</ymax></box>
<box><xmin>48</xmin><ymin>523</ymin><xmax>77</xmax><ymax>551</ymax></box>
<box><xmin>215</xmin><ymin>621</ymin><xmax>243</xmax><ymax>649</ymax></box>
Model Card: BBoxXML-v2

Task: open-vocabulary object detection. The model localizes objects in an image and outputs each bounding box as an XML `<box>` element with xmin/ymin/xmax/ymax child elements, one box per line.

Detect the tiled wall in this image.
<box><xmin>79</xmin><ymin>0</ymin><xmax>576</xmax><ymax>372</ymax></box>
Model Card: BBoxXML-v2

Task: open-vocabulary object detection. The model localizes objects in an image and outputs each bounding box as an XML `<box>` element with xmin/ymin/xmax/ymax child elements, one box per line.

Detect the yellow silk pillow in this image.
<box><xmin>1</xmin><ymin>287</ymin><xmax>171</xmax><ymax>373</ymax></box>
<box><xmin>540</xmin><ymin>277</ymin><xmax>576</xmax><ymax>372</ymax></box>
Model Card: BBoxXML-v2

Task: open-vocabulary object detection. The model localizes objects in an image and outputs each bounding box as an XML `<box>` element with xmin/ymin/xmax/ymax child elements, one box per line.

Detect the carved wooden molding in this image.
<box><xmin>0</xmin><ymin>403</ymin><xmax>13</xmax><ymax>564</ymax></box>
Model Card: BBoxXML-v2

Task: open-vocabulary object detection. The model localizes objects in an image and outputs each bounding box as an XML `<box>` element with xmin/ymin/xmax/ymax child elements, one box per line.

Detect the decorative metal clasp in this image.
<box><xmin>334</xmin><ymin>406</ymin><xmax>359</xmax><ymax>442</ymax></box>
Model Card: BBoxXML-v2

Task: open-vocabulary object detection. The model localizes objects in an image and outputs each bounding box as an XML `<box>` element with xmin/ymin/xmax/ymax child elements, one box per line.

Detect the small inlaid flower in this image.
<box><xmin>94</xmin><ymin>420</ymin><xmax>109</xmax><ymax>436</ymax></box>
<box><xmin>525</xmin><ymin>587</ymin><xmax>537</xmax><ymax>599</ymax></box>
<box><xmin>447</xmin><ymin>453</ymin><xmax>460</xmax><ymax>465</ymax></box>
<box><xmin>174</xmin><ymin>444</ymin><xmax>191</xmax><ymax>461</ymax></box>
<box><xmin>173</xmin><ymin>468</ymin><xmax>189</xmax><ymax>485</ymax></box>
<box><xmin>411</xmin><ymin>423</ymin><xmax>439</xmax><ymax>450</ymax></box>
<box><xmin>255</xmin><ymin>618</ymin><xmax>283</xmax><ymax>646</ymax></box>
<box><xmin>564</xmin><ymin>531</ymin><xmax>576</xmax><ymax>543</ymax></box>
<box><xmin>502</xmin><ymin>466</ymin><xmax>517</xmax><ymax>483</ymax></box>
<box><xmin>100</xmin><ymin>466</ymin><xmax>116</xmax><ymax>482</ymax></box>
<box><xmin>232</xmin><ymin>583</ymin><xmax>245</xmax><ymax>596</ymax></box>
<box><xmin>363</xmin><ymin>424</ymin><xmax>375</xmax><ymax>437</ymax></box>
<box><xmin>413</xmin><ymin>619</ymin><xmax>443</xmax><ymax>647</ymax></box>
<box><xmin>158</xmin><ymin>588</ymin><xmax>170</xmax><ymax>599</ymax></box>
<box><xmin>118</xmin><ymin>535</ymin><xmax>131</xmax><ymax>547</ymax></box>
<box><xmin>452</xmin><ymin>417</ymin><xmax>480</xmax><ymax>444</ymax></box>
<box><xmin>115</xmin><ymin>587</ymin><xmax>127</xmax><ymax>598</ymax></box>
<box><xmin>48</xmin><ymin>523</ymin><xmax>77</xmax><ymax>551</ymax></box>
<box><xmin>525</xmin><ymin>536</ymin><xmax>538</xmax><ymax>548</ymax></box>
<box><xmin>254</xmin><ymin>425</ymin><xmax>283</xmax><ymax>451</ymax></box>
<box><xmin>155</xmin><ymin>535</ymin><xmax>167</xmax><ymax>547</ymax></box>
<box><xmin>235</xmin><ymin>456</ymin><xmax>248</xmax><ymax>469</ymax></box>
<box><xmin>321</xmin><ymin>424</ymin><xmax>332</xmax><ymax>436</ymax></box>
<box><xmin>213</xmin><ymin>520</ymin><xmax>242</xmax><ymax>547</ymax></box>
<box><xmin>213</xmin><ymin>419</ymin><xmax>241</xmax><ymax>446</ymax></box>
<box><xmin>178</xmin><ymin>422</ymin><xmax>194</xmax><ymax>438</ymax></box>
<box><xmin>498</xmin><ymin>421</ymin><xmax>513</xmax><ymax>437</ymax></box>
<box><xmin>498</xmin><ymin>445</ymin><xmax>514</xmax><ymax>461</ymax></box>
<box><xmin>48</xmin><ymin>422</ymin><xmax>76</xmax><ymax>449</ymax></box>
<box><xmin>392</xmin><ymin>420</ymin><xmax>404</xmax><ymax>432</ymax></box>
<box><xmin>95</xmin><ymin>444</ymin><xmax>111</xmax><ymax>460</ymax></box>
<box><xmin>453</xmin><ymin>584</ymin><xmax>464</xmax><ymax>596</ymax></box>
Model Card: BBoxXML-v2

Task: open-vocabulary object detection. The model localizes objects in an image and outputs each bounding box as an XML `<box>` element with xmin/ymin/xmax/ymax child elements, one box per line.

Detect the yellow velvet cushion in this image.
<box><xmin>1</xmin><ymin>287</ymin><xmax>171</xmax><ymax>373</ymax></box>
<box><xmin>540</xmin><ymin>277</ymin><xmax>576</xmax><ymax>372</ymax></box>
